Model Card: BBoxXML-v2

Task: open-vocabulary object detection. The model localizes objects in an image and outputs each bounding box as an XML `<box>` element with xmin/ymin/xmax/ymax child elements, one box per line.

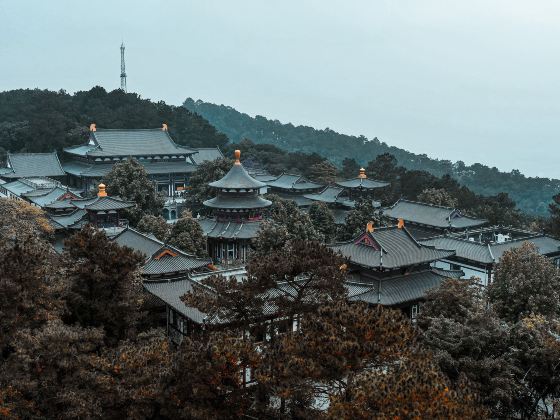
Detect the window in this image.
<box><xmin>227</xmin><ymin>242</ymin><xmax>236</xmax><ymax>260</ymax></box>
<box><xmin>411</xmin><ymin>304</ymin><xmax>419</xmax><ymax>321</ymax></box>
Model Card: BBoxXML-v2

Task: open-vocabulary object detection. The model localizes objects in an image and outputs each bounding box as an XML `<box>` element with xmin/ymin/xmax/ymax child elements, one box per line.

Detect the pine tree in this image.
<box><xmin>488</xmin><ymin>242</ymin><xmax>560</xmax><ymax>322</ymax></box>
<box><xmin>62</xmin><ymin>226</ymin><xmax>144</xmax><ymax>345</ymax></box>
<box><xmin>167</xmin><ymin>210</ymin><xmax>207</xmax><ymax>257</ymax></box>
<box><xmin>136</xmin><ymin>214</ymin><xmax>169</xmax><ymax>241</ymax></box>
<box><xmin>308</xmin><ymin>202</ymin><xmax>336</xmax><ymax>243</ymax></box>
<box><xmin>103</xmin><ymin>158</ymin><xmax>165</xmax><ymax>225</ymax></box>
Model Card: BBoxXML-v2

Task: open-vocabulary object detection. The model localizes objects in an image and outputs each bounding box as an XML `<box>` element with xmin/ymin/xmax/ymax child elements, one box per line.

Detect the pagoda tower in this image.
<box><xmin>200</xmin><ymin>150</ymin><xmax>271</xmax><ymax>262</ymax></box>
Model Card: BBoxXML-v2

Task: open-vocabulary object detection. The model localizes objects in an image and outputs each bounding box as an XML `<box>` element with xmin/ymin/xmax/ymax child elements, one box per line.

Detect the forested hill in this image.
<box><xmin>0</xmin><ymin>88</ymin><xmax>228</xmax><ymax>161</ymax></box>
<box><xmin>184</xmin><ymin>98</ymin><xmax>560</xmax><ymax>216</ymax></box>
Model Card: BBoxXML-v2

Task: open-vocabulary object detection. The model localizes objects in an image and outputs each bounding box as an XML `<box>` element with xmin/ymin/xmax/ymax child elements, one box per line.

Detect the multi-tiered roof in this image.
<box><xmin>203</xmin><ymin>150</ymin><xmax>271</xmax><ymax>215</ymax></box>
<box><xmin>199</xmin><ymin>150</ymin><xmax>272</xmax><ymax>251</ymax></box>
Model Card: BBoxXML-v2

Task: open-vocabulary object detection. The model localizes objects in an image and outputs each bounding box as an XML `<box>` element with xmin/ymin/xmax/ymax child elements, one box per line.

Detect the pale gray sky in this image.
<box><xmin>1</xmin><ymin>0</ymin><xmax>559</xmax><ymax>177</ymax></box>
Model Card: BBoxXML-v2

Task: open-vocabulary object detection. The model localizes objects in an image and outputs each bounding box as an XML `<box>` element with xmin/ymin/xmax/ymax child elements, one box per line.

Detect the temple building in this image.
<box><xmin>304</xmin><ymin>168</ymin><xmax>389</xmax><ymax>224</ymax></box>
<box><xmin>48</xmin><ymin>183</ymin><xmax>134</xmax><ymax>239</ymax></box>
<box><xmin>383</xmin><ymin>199</ymin><xmax>487</xmax><ymax>240</ymax></box>
<box><xmin>62</xmin><ymin>124</ymin><xmax>221</xmax><ymax>196</ymax></box>
<box><xmin>143</xmin><ymin>267</ymin><xmax>247</xmax><ymax>345</ymax></box>
<box><xmin>0</xmin><ymin>177</ymin><xmax>80</xmax><ymax>208</ymax></box>
<box><xmin>198</xmin><ymin>150</ymin><xmax>271</xmax><ymax>263</ymax></box>
<box><xmin>265</xmin><ymin>173</ymin><xmax>324</xmax><ymax>206</ymax></box>
<box><xmin>331</xmin><ymin>221</ymin><xmax>461</xmax><ymax>320</ymax></box>
<box><xmin>421</xmin><ymin>227</ymin><xmax>560</xmax><ymax>286</ymax></box>
<box><xmin>0</xmin><ymin>152</ymin><xmax>66</xmax><ymax>181</ymax></box>
<box><xmin>113</xmin><ymin>227</ymin><xmax>212</xmax><ymax>281</ymax></box>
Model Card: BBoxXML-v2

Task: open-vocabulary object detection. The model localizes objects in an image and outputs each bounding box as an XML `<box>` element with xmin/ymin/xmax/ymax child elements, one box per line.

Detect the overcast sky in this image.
<box><xmin>1</xmin><ymin>0</ymin><xmax>559</xmax><ymax>178</ymax></box>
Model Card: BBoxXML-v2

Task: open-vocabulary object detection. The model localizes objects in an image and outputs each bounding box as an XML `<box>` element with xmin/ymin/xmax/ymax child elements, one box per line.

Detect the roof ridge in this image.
<box><xmin>7</xmin><ymin>151</ymin><xmax>59</xmax><ymax>156</ymax></box>
<box><xmin>124</xmin><ymin>226</ymin><xmax>166</xmax><ymax>246</ymax></box>
<box><xmin>95</xmin><ymin>127</ymin><xmax>164</xmax><ymax>131</ymax></box>
<box><xmin>396</xmin><ymin>198</ymin><xmax>456</xmax><ymax>211</ymax></box>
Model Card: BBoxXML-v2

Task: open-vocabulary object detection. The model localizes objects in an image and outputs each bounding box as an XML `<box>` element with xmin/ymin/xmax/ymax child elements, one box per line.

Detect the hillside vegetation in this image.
<box><xmin>0</xmin><ymin>87</ymin><xmax>228</xmax><ymax>164</ymax></box>
<box><xmin>184</xmin><ymin>98</ymin><xmax>559</xmax><ymax>216</ymax></box>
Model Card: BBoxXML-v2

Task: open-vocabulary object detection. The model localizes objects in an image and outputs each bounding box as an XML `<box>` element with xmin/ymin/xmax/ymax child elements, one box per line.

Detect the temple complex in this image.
<box><xmin>198</xmin><ymin>150</ymin><xmax>271</xmax><ymax>263</ymax></box>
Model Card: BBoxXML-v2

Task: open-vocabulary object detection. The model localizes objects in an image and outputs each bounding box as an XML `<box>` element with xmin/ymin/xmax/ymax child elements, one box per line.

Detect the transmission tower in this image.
<box><xmin>120</xmin><ymin>42</ymin><xmax>127</xmax><ymax>92</ymax></box>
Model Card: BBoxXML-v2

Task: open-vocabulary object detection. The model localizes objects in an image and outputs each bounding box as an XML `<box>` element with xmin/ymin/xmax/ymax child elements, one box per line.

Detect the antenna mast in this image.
<box><xmin>120</xmin><ymin>42</ymin><xmax>127</xmax><ymax>92</ymax></box>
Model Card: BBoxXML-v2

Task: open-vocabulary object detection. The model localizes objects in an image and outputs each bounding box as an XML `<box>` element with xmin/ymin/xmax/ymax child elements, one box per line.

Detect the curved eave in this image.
<box><xmin>203</xmin><ymin>196</ymin><xmax>272</xmax><ymax>210</ymax></box>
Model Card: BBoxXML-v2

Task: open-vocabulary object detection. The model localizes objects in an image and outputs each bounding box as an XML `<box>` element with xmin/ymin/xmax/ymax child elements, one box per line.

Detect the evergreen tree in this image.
<box><xmin>308</xmin><ymin>202</ymin><xmax>336</xmax><ymax>243</ymax></box>
<box><xmin>257</xmin><ymin>195</ymin><xmax>322</xmax><ymax>251</ymax></box>
<box><xmin>62</xmin><ymin>226</ymin><xmax>144</xmax><ymax>345</ymax></box>
<box><xmin>340</xmin><ymin>199</ymin><xmax>382</xmax><ymax>240</ymax></box>
<box><xmin>548</xmin><ymin>193</ymin><xmax>560</xmax><ymax>237</ymax></box>
<box><xmin>103</xmin><ymin>158</ymin><xmax>165</xmax><ymax>225</ymax></box>
<box><xmin>0</xmin><ymin>199</ymin><xmax>61</xmax><ymax>356</ymax></box>
<box><xmin>309</xmin><ymin>160</ymin><xmax>337</xmax><ymax>184</ymax></box>
<box><xmin>341</xmin><ymin>157</ymin><xmax>360</xmax><ymax>178</ymax></box>
<box><xmin>417</xmin><ymin>187</ymin><xmax>459</xmax><ymax>208</ymax></box>
<box><xmin>136</xmin><ymin>214</ymin><xmax>169</xmax><ymax>241</ymax></box>
<box><xmin>488</xmin><ymin>242</ymin><xmax>560</xmax><ymax>322</ymax></box>
<box><xmin>167</xmin><ymin>210</ymin><xmax>207</xmax><ymax>257</ymax></box>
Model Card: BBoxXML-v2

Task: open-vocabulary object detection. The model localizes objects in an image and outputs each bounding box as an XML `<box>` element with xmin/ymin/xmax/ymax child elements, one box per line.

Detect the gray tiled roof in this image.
<box><xmin>190</xmin><ymin>147</ymin><xmax>224</xmax><ymax>165</ymax></box>
<box><xmin>71</xmin><ymin>196</ymin><xmax>134</xmax><ymax>211</ymax></box>
<box><xmin>23</xmin><ymin>187</ymin><xmax>73</xmax><ymax>207</ymax></box>
<box><xmin>2</xmin><ymin>180</ymin><xmax>36</xmax><ymax>196</ymax></box>
<box><xmin>421</xmin><ymin>234</ymin><xmax>560</xmax><ymax>265</ymax></box>
<box><xmin>62</xmin><ymin>159</ymin><xmax>197</xmax><ymax>178</ymax></box>
<box><xmin>336</xmin><ymin>177</ymin><xmax>389</xmax><ymax>189</ymax></box>
<box><xmin>304</xmin><ymin>186</ymin><xmax>355</xmax><ymax>208</ymax></box>
<box><xmin>44</xmin><ymin>199</ymin><xmax>78</xmax><ymax>210</ymax></box>
<box><xmin>198</xmin><ymin>218</ymin><xmax>262</xmax><ymax>239</ymax></box>
<box><xmin>143</xmin><ymin>279</ymin><xmax>207</xmax><ymax>324</ymax></box>
<box><xmin>209</xmin><ymin>162</ymin><xmax>266</xmax><ymax>190</ymax></box>
<box><xmin>49</xmin><ymin>209</ymin><xmax>88</xmax><ymax>229</ymax></box>
<box><xmin>1</xmin><ymin>153</ymin><xmax>65</xmax><ymax>178</ymax></box>
<box><xmin>347</xmin><ymin>268</ymin><xmax>462</xmax><ymax>306</ymax></box>
<box><xmin>274</xmin><ymin>192</ymin><xmax>315</xmax><ymax>207</ymax></box>
<box><xmin>113</xmin><ymin>228</ymin><xmax>164</xmax><ymax>257</ymax></box>
<box><xmin>65</xmin><ymin>129</ymin><xmax>196</xmax><ymax>157</ymax></box>
<box><xmin>142</xmin><ymin>255</ymin><xmax>210</xmax><ymax>275</ymax></box>
<box><xmin>203</xmin><ymin>193</ymin><xmax>272</xmax><ymax>210</ymax></box>
<box><xmin>383</xmin><ymin>199</ymin><xmax>487</xmax><ymax>229</ymax></box>
<box><xmin>267</xmin><ymin>174</ymin><xmax>323</xmax><ymax>191</ymax></box>
<box><xmin>113</xmin><ymin>228</ymin><xmax>212</xmax><ymax>275</ymax></box>
<box><xmin>330</xmin><ymin>226</ymin><xmax>455</xmax><ymax>269</ymax></box>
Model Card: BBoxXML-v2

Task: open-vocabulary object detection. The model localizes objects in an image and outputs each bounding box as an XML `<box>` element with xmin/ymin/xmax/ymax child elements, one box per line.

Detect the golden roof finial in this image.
<box><xmin>397</xmin><ymin>218</ymin><xmax>405</xmax><ymax>229</ymax></box>
<box><xmin>89</xmin><ymin>123</ymin><xmax>96</xmax><ymax>132</ymax></box>
<box><xmin>97</xmin><ymin>183</ymin><xmax>107</xmax><ymax>197</ymax></box>
<box><xmin>366</xmin><ymin>221</ymin><xmax>374</xmax><ymax>232</ymax></box>
<box><xmin>234</xmin><ymin>149</ymin><xmax>241</xmax><ymax>165</ymax></box>
<box><xmin>358</xmin><ymin>168</ymin><xmax>367</xmax><ymax>179</ymax></box>
<box><xmin>162</xmin><ymin>123</ymin><xmax>168</xmax><ymax>131</ymax></box>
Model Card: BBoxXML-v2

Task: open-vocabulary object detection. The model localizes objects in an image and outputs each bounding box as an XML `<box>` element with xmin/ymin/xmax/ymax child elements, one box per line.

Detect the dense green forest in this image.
<box><xmin>184</xmin><ymin>98</ymin><xmax>559</xmax><ymax>216</ymax></box>
<box><xmin>0</xmin><ymin>88</ymin><xmax>227</xmax><ymax>164</ymax></box>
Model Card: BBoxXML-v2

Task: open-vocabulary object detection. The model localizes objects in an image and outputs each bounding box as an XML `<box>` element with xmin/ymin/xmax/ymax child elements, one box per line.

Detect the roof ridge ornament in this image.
<box><xmin>358</xmin><ymin>168</ymin><xmax>367</xmax><ymax>179</ymax></box>
<box><xmin>89</xmin><ymin>123</ymin><xmax>96</xmax><ymax>132</ymax></box>
<box><xmin>97</xmin><ymin>183</ymin><xmax>107</xmax><ymax>197</ymax></box>
<box><xmin>162</xmin><ymin>123</ymin><xmax>168</xmax><ymax>131</ymax></box>
<box><xmin>234</xmin><ymin>149</ymin><xmax>241</xmax><ymax>165</ymax></box>
<box><xmin>366</xmin><ymin>221</ymin><xmax>374</xmax><ymax>232</ymax></box>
